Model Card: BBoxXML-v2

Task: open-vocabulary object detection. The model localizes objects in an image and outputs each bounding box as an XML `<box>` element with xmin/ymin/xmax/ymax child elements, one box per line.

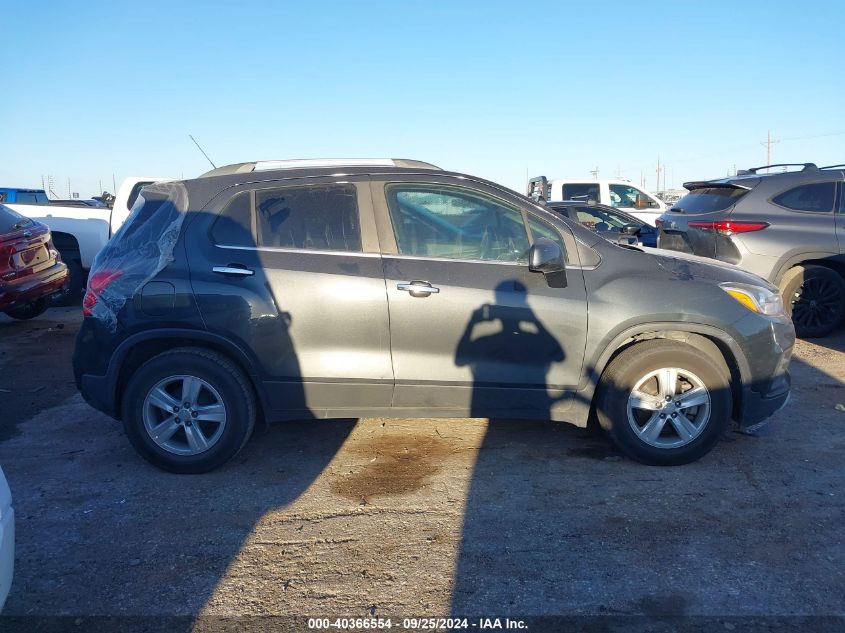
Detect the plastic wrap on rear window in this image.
<box><xmin>87</xmin><ymin>181</ymin><xmax>188</xmax><ymax>331</ymax></box>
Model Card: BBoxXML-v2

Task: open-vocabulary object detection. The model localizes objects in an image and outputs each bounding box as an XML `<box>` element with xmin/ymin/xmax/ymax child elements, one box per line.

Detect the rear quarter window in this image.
<box><xmin>772</xmin><ymin>182</ymin><xmax>835</xmax><ymax>213</ymax></box>
<box><xmin>674</xmin><ymin>187</ymin><xmax>748</xmax><ymax>213</ymax></box>
<box><xmin>126</xmin><ymin>182</ymin><xmax>154</xmax><ymax>211</ymax></box>
<box><xmin>211</xmin><ymin>192</ymin><xmax>254</xmax><ymax>247</ymax></box>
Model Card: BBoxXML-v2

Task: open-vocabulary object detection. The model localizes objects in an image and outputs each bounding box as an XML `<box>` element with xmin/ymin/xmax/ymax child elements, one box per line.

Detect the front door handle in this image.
<box><xmin>397</xmin><ymin>281</ymin><xmax>440</xmax><ymax>297</ymax></box>
<box><xmin>212</xmin><ymin>265</ymin><xmax>254</xmax><ymax>276</ymax></box>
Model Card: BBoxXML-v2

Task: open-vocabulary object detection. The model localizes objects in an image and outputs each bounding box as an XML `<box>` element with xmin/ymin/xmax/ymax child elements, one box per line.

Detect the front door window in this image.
<box><xmin>385</xmin><ymin>184</ymin><xmax>530</xmax><ymax>262</ymax></box>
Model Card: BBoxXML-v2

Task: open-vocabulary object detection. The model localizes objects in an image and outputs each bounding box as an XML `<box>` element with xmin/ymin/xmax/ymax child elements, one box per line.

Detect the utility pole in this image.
<box><xmin>656</xmin><ymin>156</ymin><xmax>661</xmax><ymax>192</ymax></box>
<box><xmin>760</xmin><ymin>130</ymin><xmax>779</xmax><ymax>172</ymax></box>
<box><xmin>590</xmin><ymin>166</ymin><xmax>599</xmax><ymax>179</ymax></box>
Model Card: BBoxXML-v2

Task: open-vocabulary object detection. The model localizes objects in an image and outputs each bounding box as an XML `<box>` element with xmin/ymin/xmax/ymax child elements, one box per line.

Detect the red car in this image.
<box><xmin>0</xmin><ymin>203</ymin><xmax>69</xmax><ymax>320</ymax></box>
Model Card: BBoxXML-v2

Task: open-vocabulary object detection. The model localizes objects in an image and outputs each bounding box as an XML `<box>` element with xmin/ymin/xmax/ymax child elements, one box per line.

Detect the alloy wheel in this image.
<box><xmin>791</xmin><ymin>277</ymin><xmax>842</xmax><ymax>332</ymax></box>
<box><xmin>142</xmin><ymin>375</ymin><xmax>227</xmax><ymax>456</ymax></box>
<box><xmin>626</xmin><ymin>367</ymin><xmax>711</xmax><ymax>449</ymax></box>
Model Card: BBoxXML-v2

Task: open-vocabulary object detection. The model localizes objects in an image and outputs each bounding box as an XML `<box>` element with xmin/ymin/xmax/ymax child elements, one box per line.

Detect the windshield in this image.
<box><xmin>673</xmin><ymin>187</ymin><xmax>748</xmax><ymax>213</ymax></box>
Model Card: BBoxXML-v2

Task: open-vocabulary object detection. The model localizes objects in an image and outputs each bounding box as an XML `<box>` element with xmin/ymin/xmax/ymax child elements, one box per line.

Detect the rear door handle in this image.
<box><xmin>212</xmin><ymin>266</ymin><xmax>254</xmax><ymax>276</ymax></box>
<box><xmin>397</xmin><ymin>281</ymin><xmax>440</xmax><ymax>297</ymax></box>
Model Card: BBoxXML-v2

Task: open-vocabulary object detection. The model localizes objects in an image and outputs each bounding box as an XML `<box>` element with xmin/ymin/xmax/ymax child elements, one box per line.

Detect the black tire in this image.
<box><xmin>4</xmin><ymin>297</ymin><xmax>49</xmax><ymax>320</ymax></box>
<box><xmin>779</xmin><ymin>265</ymin><xmax>845</xmax><ymax>339</ymax></box>
<box><xmin>595</xmin><ymin>340</ymin><xmax>732</xmax><ymax>466</ymax></box>
<box><xmin>121</xmin><ymin>347</ymin><xmax>256</xmax><ymax>473</ymax></box>
<box><xmin>56</xmin><ymin>249</ymin><xmax>85</xmax><ymax>306</ymax></box>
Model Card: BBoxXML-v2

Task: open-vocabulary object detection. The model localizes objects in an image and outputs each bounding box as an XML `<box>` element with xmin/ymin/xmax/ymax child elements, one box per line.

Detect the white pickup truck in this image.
<box><xmin>3</xmin><ymin>177</ymin><xmax>172</xmax><ymax>300</ymax></box>
<box><xmin>527</xmin><ymin>175</ymin><xmax>667</xmax><ymax>226</ymax></box>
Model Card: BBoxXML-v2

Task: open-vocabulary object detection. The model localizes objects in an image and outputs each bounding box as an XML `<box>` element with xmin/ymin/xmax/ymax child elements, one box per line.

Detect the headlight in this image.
<box><xmin>720</xmin><ymin>282</ymin><xmax>784</xmax><ymax>317</ymax></box>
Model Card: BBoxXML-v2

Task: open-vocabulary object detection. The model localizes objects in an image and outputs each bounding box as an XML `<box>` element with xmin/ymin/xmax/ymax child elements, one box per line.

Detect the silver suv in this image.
<box><xmin>657</xmin><ymin>163</ymin><xmax>845</xmax><ymax>338</ymax></box>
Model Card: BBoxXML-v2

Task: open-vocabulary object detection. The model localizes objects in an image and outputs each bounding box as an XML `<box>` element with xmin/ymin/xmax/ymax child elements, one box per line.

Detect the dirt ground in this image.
<box><xmin>0</xmin><ymin>307</ymin><xmax>843</xmax><ymax>629</ymax></box>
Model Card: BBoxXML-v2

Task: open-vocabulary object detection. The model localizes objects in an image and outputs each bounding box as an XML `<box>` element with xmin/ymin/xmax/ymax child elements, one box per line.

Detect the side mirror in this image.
<box><xmin>622</xmin><ymin>224</ymin><xmax>641</xmax><ymax>235</ymax></box>
<box><xmin>529</xmin><ymin>237</ymin><xmax>568</xmax><ymax>288</ymax></box>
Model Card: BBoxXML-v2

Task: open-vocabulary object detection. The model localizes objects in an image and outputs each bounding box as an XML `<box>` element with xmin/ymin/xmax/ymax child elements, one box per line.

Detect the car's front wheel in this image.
<box><xmin>595</xmin><ymin>340</ymin><xmax>732</xmax><ymax>465</ymax></box>
<box><xmin>122</xmin><ymin>347</ymin><xmax>256</xmax><ymax>473</ymax></box>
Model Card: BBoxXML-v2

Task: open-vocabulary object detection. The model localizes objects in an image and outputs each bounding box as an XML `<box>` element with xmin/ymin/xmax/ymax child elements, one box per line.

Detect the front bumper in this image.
<box><xmin>735</xmin><ymin>315</ymin><xmax>794</xmax><ymax>429</ymax></box>
<box><xmin>0</xmin><ymin>261</ymin><xmax>69</xmax><ymax>312</ymax></box>
<box><xmin>738</xmin><ymin>371</ymin><xmax>791</xmax><ymax>429</ymax></box>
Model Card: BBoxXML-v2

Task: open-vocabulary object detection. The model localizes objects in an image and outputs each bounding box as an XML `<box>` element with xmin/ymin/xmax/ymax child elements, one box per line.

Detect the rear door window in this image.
<box><xmin>560</xmin><ymin>183</ymin><xmax>599</xmax><ymax>203</ymax></box>
<box><xmin>772</xmin><ymin>182</ymin><xmax>835</xmax><ymax>212</ymax></box>
<box><xmin>255</xmin><ymin>184</ymin><xmax>361</xmax><ymax>252</ymax></box>
<box><xmin>673</xmin><ymin>187</ymin><xmax>749</xmax><ymax>213</ymax></box>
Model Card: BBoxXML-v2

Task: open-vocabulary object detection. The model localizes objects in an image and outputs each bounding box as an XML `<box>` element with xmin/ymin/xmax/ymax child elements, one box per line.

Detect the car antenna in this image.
<box><xmin>189</xmin><ymin>134</ymin><xmax>217</xmax><ymax>169</ymax></box>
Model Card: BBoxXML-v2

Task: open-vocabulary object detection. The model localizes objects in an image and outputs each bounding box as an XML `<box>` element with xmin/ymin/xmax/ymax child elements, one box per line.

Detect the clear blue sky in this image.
<box><xmin>2</xmin><ymin>1</ymin><xmax>843</xmax><ymax>197</ymax></box>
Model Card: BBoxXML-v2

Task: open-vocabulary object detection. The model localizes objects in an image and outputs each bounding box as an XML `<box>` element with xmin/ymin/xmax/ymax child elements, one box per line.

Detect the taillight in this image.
<box><xmin>687</xmin><ymin>221</ymin><xmax>769</xmax><ymax>236</ymax></box>
<box><xmin>0</xmin><ymin>244</ymin><xmax>14</xmax><ymax>279</ymax></box>
<box><xmin>655</xmin><ymin>219</ymin><xmax>665</xmax><ymax>228</ymax></box>
<box><xmin>83</xmin><ymin>270</ymin><xmax>123</xmax><ymax>316</ymax></box>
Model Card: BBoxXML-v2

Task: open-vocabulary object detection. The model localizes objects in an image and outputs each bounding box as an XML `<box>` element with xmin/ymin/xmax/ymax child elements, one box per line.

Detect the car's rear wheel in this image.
<box><xmin>4</xmin><ymin>297</ymin><xmax>49</xmax><ymax>320</ymax></box>
<box><xmin>595</xmin><ymin>340</ymin><xmax>731</xmax><ymax>466</ymax></box>
<box><xmin>122</xmin><ymin>347</ymin><xmax>256</xmax><ymax>473</ymax></box>
<box><xmin>780</xmin><ymin>265</ymin><xmax>845</xmax><ymax>339</ymax></box>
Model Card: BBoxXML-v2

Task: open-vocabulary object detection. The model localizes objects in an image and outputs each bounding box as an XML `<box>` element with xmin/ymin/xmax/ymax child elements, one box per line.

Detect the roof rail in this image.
<box><xmin>820</xmin><ymin>164</ymin><xmax>845</xmax><ymax>170</ymax></box>
<box><xmin>736</xmin><ymin>163</ymin><xmax>818</xmax><ymax>175</ymax></box>
<box><xmin>200</xmin><ymin>158</ymin><xmax>441</xmax><ymax>178</ymax></box>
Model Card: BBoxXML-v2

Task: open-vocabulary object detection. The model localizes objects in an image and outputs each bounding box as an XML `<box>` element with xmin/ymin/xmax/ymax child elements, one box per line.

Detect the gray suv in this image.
<box><xmin>73</xmin><ymin>159</ymin><xmax>794</xmax><ymax>473</ymax></box>
<box><xmin>657</xmin><ymin>163</ymin><xmax>845</xmax><ymax>338</ymax></box>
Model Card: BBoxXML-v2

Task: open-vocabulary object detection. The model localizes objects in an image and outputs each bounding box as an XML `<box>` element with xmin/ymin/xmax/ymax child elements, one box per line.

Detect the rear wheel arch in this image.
<box><xmin>50</xmin><ymin>231</ymin><xmax>86</xmax><ymax>303</ymax></box>
<box><xmin>772</xmin><ymin>254</ymin><xmax>845</xmax><ymax>286</ymax></box>
<box><xmin>113</xmin><ymin>332</ymin><xmax>265</xmax><ymax>422</ymax></box>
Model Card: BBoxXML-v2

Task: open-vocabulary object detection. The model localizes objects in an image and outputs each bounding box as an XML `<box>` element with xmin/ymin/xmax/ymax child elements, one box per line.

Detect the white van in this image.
<box><xmin>528</xmin><ymin>176</ymin><xmax>666</xmax><ymax>226</ymax></box>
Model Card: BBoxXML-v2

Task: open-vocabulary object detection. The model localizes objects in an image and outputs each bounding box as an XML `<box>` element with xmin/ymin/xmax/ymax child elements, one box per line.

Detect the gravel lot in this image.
<box><xmin>0</xmin><ymin>307</ymin><xmax>843</xmax><ymax>628</ymax></box>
